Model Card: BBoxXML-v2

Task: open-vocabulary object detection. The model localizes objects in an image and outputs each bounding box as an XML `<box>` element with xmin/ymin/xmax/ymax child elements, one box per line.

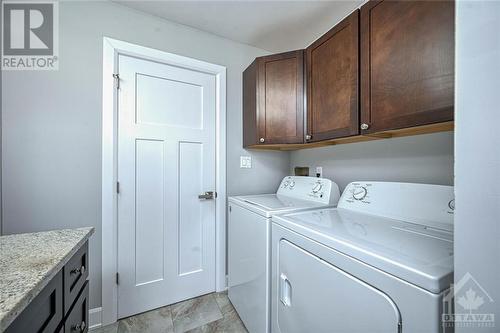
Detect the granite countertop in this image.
<box><xmin>0</xmin><ymin>227</ymin><xmax>94</xmax><ymax>332</ymax></box>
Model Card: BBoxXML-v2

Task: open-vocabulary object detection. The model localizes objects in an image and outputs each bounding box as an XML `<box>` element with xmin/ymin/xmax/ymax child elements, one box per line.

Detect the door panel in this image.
<box><xmin>276</xmin><ymin>239</ymin><xmax>401</xmax><ymax>333</ymax></box>
<box><xmin>136</xmin><ymin>74</ymin><xmax>203</xmax><ymax>129</ymax></box>
<box><xmin>135</xmin><ymin>139</ymin><xmax>165</xmax><ymax>285</ymax></box>
<box><xmin>118</xmin><ymin>54</ymin><xmax>216</xmax><ymax>318</ymax></box>
<box><xmin>306</xmin><ymin>10</ymin><xmax>359</xmax><ymax>142</ymax></box>
<box><xmin>360</xmin><ymin>0</ymin><xmax>454</xmax><ymax>133</ymax></box>
<box><xmin>178</xmin><ymin>141</ymin><xmax>203</xmax><ymax>275</ymax></box>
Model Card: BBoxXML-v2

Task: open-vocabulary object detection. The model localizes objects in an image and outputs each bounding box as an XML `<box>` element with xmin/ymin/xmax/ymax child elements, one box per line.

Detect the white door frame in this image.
<box><xmin>101</xmin><ymin>37</ymin><xmax>227</xmax><ymax>326</ymax></box>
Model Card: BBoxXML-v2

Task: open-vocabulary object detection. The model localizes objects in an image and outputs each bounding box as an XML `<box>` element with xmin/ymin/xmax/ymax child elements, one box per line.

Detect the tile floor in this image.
<box><xmin>92</xmin><ymin>292</ymin><xmax>248</xmax><ymax>333</ymax></box>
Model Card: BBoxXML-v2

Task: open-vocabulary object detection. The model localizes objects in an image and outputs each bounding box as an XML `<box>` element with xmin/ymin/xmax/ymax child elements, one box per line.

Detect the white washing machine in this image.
<box><xmin>228</xmin><ymin>176</ymin><xmax>341</xmax><ymax>333</ymax></box>
<box><xmin>271</xmin><ymin>182</ymin><xmax>454</xmax><ymax>333</ymax></box>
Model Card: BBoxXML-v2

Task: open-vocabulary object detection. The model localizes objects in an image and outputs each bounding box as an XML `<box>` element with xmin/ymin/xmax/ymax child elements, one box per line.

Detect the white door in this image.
<box><xmin>117</xmin><ymin>54</ymin><xmax>216</xmax><ymax>318</ymax></box>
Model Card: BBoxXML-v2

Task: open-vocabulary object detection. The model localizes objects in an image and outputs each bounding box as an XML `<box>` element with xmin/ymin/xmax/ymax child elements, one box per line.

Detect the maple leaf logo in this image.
<box><xmin>457</xmin><ymin>288</ymin><xmax>484</xmax><ymax>312</ymax></box>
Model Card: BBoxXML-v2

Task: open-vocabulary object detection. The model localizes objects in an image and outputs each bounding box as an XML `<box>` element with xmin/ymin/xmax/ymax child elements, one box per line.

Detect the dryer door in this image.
<box><xmin>276</xmin><ymin>239</ymin><xmax>401</xmax><ymax>333</ymax></box>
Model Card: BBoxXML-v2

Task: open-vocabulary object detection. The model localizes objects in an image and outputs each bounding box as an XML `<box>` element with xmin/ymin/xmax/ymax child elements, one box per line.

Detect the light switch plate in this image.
<box><xmin>240</xmin><ymin>156</ymin><xmax>252</xmax><ymax>168</ymax></box>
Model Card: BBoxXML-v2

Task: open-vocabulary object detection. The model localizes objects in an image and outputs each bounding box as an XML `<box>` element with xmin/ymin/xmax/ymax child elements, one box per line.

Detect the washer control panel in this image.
<box><xmin>277</xmin><ymin>176</ymin><xmax>340</xmax><ymax>206</ymax></box>
<box><xmin>339</xmin><ymin>182</ymin><xmax>455</xmax><ymax>231</ymax></box>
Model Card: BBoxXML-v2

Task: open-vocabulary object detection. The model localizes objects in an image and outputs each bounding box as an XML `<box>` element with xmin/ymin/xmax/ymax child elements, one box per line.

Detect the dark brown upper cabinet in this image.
<box><xmin>360</xmin><ymin>0</ymin><xmax>455</xmax><ymax>134</ymax></box>
<box><xmin>243</xmin><ymin>50</ymin><xmax>305</xmax><ymax>147</ymax></box>
<box><xmin>306</xmin><ymin>10</ymin><xmax>359</xmax><ymax>143</ymax></box>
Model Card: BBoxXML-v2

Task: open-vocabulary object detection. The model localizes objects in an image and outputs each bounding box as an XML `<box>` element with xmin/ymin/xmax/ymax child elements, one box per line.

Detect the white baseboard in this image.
<box><xmin>89</xmin><ymin>307</ymin><xmax>103</xmax><ymax>330</ymax></box>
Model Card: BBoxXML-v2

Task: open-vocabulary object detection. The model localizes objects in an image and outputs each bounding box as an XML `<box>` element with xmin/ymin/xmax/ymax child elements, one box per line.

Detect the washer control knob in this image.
<box><xmin>312</xmin><ymin>183</ymin><xmax>323</xmax><ymax>193</ymax></box>
<box><xmin>352</xmin><ymin>187</ymin><xmax>368</xmax><ymax>201</ymax></box>
<box><xmin>283</xmin><ymin>181</ymin><xmax>289</xmax><ymax>187</ymax></box>
<box><xmin>289</xmin><ymin>181</ymin><xmax>295</xmax><ymax>188</ymax></box>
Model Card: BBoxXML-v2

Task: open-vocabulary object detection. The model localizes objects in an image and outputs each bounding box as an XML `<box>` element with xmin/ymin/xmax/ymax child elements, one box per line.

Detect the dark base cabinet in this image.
<box><xmin>5</xmin><ymin>271</ymin><xmax>64</xmax><ymax>333</ymax></box>
<box><xmin>6</xmin><ymin>242</ymin><xmax>89</xmax><ymax>333</ymax></box>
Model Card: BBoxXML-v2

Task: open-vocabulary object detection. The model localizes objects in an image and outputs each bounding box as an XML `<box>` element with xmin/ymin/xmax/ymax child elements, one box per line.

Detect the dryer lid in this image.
<box><xmin>273</xmin><ymin>208</ymin><xmax>453</xmax><ymax>294</ymax></box>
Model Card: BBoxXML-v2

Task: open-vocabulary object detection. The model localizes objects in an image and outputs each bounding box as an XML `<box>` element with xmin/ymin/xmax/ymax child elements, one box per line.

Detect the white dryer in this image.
<box><xmin>271</xmin><ymin>182</ymin><xmax>454</xmax><ymax>333</ymax></box>
<box><xmin>228</xmin><ymin>176</ymin><xmax>341</xmax><ymax>333</ymax></box>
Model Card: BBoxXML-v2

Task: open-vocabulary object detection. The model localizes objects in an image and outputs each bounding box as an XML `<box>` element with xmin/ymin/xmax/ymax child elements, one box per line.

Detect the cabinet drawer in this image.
<box><xmin>64</xmin><ymin>281</ymin><xmax>89</xmax><ymax>333</ymax></box>
<box><xmin>5</xmin><ymin>270</ymin><xmax>63</xmax><ymax>333</ymax></box>
<box><xmin>64</xmin><ymin>241</ymin><xmax>89</xmax><ymax>314</ymax></box>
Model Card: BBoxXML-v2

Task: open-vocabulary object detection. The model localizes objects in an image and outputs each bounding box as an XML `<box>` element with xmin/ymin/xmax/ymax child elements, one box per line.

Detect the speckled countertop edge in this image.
<box><xmin>0</xmin><ymin>227</ymin><xmax>94</xmax><ymax>332</ymax></box>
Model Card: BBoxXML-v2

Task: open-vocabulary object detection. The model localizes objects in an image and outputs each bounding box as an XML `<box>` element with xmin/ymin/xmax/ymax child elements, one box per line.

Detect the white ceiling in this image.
<box><xmin>114</xmin><ymin>1</ymin><xmax>363</xmax><ymax>53</ymax></box>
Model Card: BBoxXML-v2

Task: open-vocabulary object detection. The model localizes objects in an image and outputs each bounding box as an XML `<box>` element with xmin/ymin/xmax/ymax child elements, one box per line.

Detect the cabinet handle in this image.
<box><xmin>305</xmin><ymin>134</ymin><xmax>312</xmax><ymax>140</ymax></box>
<box><xmin>71</xmin><ymin>265</ymin><xmax>86</xmax><ymax>275</ymax></box>
<box><xmin>259</xmin><ymin>138</ymin><xmax>265</xmax><ymax>143</ymax></box>
<box><xmin>361</xmin><ymin>123</ymin><xmax>370</xmax><ymax>130</ymax></box>
<box><xmin>72</xmin><ymin>321</ymin><xmax>86</xmax><ymax>332</ymax></box>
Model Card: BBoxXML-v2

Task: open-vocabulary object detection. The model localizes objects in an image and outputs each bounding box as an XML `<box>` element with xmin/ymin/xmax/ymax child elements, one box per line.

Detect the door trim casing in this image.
<box><xmin>101</xmin><ymin>37</ymin><xmax>227</xmax><ymax>326</ymax></box>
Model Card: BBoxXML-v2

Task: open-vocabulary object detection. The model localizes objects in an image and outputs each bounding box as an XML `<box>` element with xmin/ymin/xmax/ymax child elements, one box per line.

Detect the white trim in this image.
<box><xmin>101</xmin><ymin>37</ymin><xmax>227</xmax><ymax>326</ymax></box>
<box><xmin>89</xmin><ymin>307</ymin><xmax>103</xmax><ymax>330</ymax></box>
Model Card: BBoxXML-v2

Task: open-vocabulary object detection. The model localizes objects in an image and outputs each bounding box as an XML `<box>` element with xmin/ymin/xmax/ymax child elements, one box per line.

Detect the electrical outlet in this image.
<box><xmin>240</xmin><ymin>156</ymin><xmax>252</xmax><ymax>168</ymax></box>
<box><xmin>316</xmin><ymin>166</ymin><xmax>323</xmax><ymax>178</ymax></box>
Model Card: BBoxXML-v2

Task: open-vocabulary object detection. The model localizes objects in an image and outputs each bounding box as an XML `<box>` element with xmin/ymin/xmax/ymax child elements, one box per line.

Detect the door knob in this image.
<box><xmin>361</xmin><ymin>123</ymin><xmax>370</xmax><ymax>130</ymax></box>
<box><xmin>198</xmin><ymin>191</ymin><xmax>216</xmax><ymax>200</ymax></box>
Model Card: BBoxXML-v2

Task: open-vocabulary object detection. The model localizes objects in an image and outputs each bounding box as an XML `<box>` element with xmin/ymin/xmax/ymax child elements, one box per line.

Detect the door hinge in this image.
<box><xmin>112</xmin><ymin>73</ymin><xmax>120</xmax><ymax>89</ymax></box>
<box><xmin>229</xmin><ymin>205</ymin><xmax>232</xmax><ymax>212</ymax></box>
<box><xmin>116</xmin><ymin>181</ymin><xmax>120</xmax><ymax>194</ymax></box>
<box><xmin>116</xmin><ymin>272</ymin><xmax>120</xmax><ymax>285</ymax></box>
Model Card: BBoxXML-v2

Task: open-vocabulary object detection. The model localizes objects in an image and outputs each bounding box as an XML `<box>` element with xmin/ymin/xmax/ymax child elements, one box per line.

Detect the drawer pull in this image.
<box><xmin>72</xmin><ymin>321</ymin><xmax>86</xmax><ymax>332</ymax></box>
<box><xmin>70</xmin><ymin>265</ymin><xmax>86</xmax><ymax>275</ymax></box>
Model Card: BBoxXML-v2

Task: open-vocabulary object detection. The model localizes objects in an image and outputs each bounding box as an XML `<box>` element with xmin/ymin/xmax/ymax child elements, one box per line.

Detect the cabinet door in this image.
<box><xmin>306</xmin><ymin>11</ymin><xmax>359</xmax><ymax>142</ymax></box>
<box><xmin>257</xmin><ymin>51</ymin><xmax>304</xmax><ymax>145</ymax></box>
<box><xmin>360</xmin><ymin>0</ymin><xmax>454</xmax><ymax>133</ymax></box>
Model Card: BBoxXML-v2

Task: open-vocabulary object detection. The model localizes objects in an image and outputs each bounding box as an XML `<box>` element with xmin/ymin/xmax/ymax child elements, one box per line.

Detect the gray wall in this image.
<box><xmin>290</xmin><ymin>132</ymin><xmax>454</xmax><ymax>191</ymax></box>
<box><xmin>455</xmin><ymin>1</ymin><xmax>500</xmax><ymax>331</ymax></box>
<box><xmin>1</xmin><ymin>1</ymin><xmax>289</xmax><ymax>309</ymax></box>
